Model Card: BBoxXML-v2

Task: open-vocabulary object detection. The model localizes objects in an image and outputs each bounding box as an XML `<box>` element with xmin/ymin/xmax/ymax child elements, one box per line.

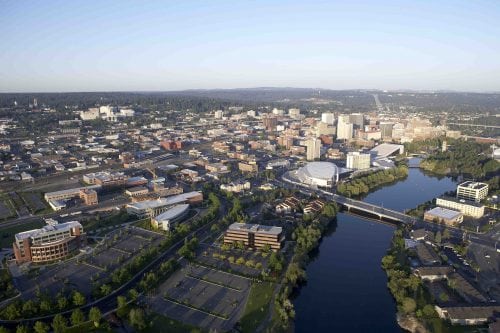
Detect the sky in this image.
<box><xmin>1</xmin><ymin>0</ymin><xmax>500</xmax><ymax>92</ymax></box>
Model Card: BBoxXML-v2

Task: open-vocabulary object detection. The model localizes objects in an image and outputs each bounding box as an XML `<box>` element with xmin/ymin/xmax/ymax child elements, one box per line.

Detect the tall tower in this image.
<box><xmin>306</xmin><ymin>137</ymin><xmax>321</xmax><ymax>161</ymax></box>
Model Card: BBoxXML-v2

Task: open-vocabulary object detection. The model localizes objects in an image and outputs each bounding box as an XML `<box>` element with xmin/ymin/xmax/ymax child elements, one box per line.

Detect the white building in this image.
<box><xmin>294</xmin><ymin>162</ymin><xmax>339</xmax><ymax>188</ymax></box>
<box><xmin>151</xmin><ymin>204</ymin><xmax>190</xmax><ymax>231</ymax></box>
<box><xmin>321</xmin><ymin>112</ymin><xmax>335</xmax><ymax>125</ymax></box>
<box><xmin>337</xmin><ymin>115</ymin><xmax>353</xmax><ymax>140</ymax></box>
<box><xmin>220</xmin><ymin>181</ymin><xmax>251</xmax><ymax>193</ymax></box>
<box><xmin>346</xmin><ymin>152</ymin><xmax>371</xmax><ymax>170</ymax></box>
<box><xmin>457</xmin><ymin>181</ymin><xmax>489</xmax><ymax>203</ymax></box>
<box><xmin>306</xmin><ymin>137</ymin><xmax>321</xmax><ymax>161</ymax></box>
<box><xmin>288</xmin><ymin>108</ymin><xmax>301</xmax><ymax>119</ymax></box>
<box><xmin>436</xmin><ymin>197</ymin><xmax>485</xmax><ymax>218</ymax></box>
<box><xmin>214</xmin><ymin>110</ymin><xmax>224</xmax><ymax>119</ymax></box>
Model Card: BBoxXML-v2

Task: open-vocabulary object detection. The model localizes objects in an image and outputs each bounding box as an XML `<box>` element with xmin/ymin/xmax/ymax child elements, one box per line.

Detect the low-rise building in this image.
<box><xmin>79</xmin><ymin>189</ymin><xmax>98</xmax><ymax>206</ymax></box>
<box><xmin>436</xmin><ymin>196</ymin><xmax>485</xmax><ymax>218</ymax></box>
<box><xmin>151</xmin><ymin>204</ymin><xmax>190</xmax><ymax>231</ymax></box>
<box><xmin>220</xmin><ymin>181</ymin><xmax>251</xmax><ymax>193</ymax></box>
<box><xmin>223</xmin><ymin>223</ymin><xmax>284</xmax><ymax>251</ymax></box>
<box><xmin>238</xmin><ymin>162</ymin><xmax>258</xmax><ymax>173</ymax></box>
<box><xmin>13</xmin><ymin>221</ymin><xmax>85</xmax><ymax>264</ymax></box>
<box><xmin>275</xmin><ymin>197</ymin><xmax>301</xmax><ymax>214</ymax></box>
<box><xmin>303</xmin><ymin>199</ymin><xmax>325</xmax><ymax>215</ymax></box>
<box><xmin>125</xmin><ymin>186</ymin><xmax>149</xmax><ymax>197</ymax></box>
<box><xmin>126</xmin><ymin>191</ymin><xmax>202</xmax><ymax>218</ymax></box>
<box><xmin>424</xmin><ymin>207</ymin><xmax>463</xmax><ymax>225</ymax></box>
<box><xmin>435</xmin><ymin>306</ymin><xmax>500</xmax><ymax>325</ymax></box>
<box><xmin>415</xmin><ymin>243</ymin><xmax>441</xmax><ymax>265</ymax></box>
<box><xmin>413</xmin><ymin>266</ymin><xmax>453</xmax><ymax>281</ymax></box>
<box><xmin>457</xmin><ymin>181</ymin><xmax>489</xmax><ymax>202</ymax></box>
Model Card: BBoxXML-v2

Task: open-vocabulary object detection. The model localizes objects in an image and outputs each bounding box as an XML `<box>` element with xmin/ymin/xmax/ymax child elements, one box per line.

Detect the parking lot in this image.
<box><xmin>16</xmin><ymin>226</ymin><xmax>165</xmax><ymax>300</ymax></box>
<box><xmin>146</xmin><ymin>261</ymin><xmax>252</xmax><ymax>332</ymax></box>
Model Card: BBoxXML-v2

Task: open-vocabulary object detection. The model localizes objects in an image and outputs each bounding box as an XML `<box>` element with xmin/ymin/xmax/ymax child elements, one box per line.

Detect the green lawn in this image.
<box><xmin>239</xmin><ymin>281</ymin><xmax>275</xmax><ymax>333</ymax></box>
<box><xmin>0</xmin><ymin>220</ymin><xmax>45</xmax><ymax>248</ymax></box>
<box><xmin>64</xmin><ymin>321</ymin><xmax>112</xmax><ymax>333</ymax></box>
<box><xmin>141</xmin><ymin>314</ymin><xmax>203</xmax><ymax>333</ymax></box>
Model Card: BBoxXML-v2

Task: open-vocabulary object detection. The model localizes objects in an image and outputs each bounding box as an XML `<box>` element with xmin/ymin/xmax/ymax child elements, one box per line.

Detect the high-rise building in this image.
<box><xmin>346</xmin><ymin>152</ymin><xmax>371</xmax><ymax>170</ymax></box>
<box><xmin>379</xmin><ymin>122</ymin><xmax>394</xmax><ymax>138</ymax></box>
<box><xmin>349</xmin><ymin>113</ymin><xmax>364</xmax><ymax>128</ymax></box>
<box><xmin>33</xmin><ymin>98</ymin><xmax>38</xmax><ymax>107</ymax></box>
<box><xmin>288</xmin><ymin>108</ymin><xmax>301</xmax><ymax>119</ymax></box>
<box><xmin>306</xmin><ymin>137</ymin><xmax>322</xmax><ymax>161</ymax></box>
<box><xmin>321</xmin><ymin>112</ymin><xmax>335</xmax><ymax>125</ymax></box>
<box><xmin>337</xmin><ymin>115</ymin><xmax>353</xmax><ymax>140</ymax></box>
<box><xmin>262</xmin><ymin>115</ymin><xmax>278</xmax><ymax>131</ymax></box>
<box><xmin>214</xmin><ymin>110</ymin><xmax>224</xmax><ymax>119</ymax></box>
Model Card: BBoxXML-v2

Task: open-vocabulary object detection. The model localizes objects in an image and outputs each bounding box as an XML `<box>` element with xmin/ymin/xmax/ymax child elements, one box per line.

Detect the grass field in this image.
<box><xmin>239</xmin><ymin>281</ymin><xmax>275</xmax><ymax>333</ymax></box>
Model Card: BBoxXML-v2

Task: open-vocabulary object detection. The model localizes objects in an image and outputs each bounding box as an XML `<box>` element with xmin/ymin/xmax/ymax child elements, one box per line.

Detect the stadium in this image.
<box><xmin>291</xmin><ymin>161</ymin><xmax>339</xmax><ymax>188</ymax></box>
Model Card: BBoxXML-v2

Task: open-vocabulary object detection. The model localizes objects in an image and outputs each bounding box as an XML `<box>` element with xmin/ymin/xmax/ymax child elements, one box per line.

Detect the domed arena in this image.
<box><xmin>294</xmin><ymin>161</ymin><xmax>339</xmax><ymax>188</ymax></box>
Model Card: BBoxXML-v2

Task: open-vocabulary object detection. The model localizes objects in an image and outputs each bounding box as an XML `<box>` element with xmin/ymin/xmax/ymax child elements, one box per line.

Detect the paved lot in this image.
<box><xmin>147</xmin><ymin>262</ymin><xmax>252</xmax><ymax>331</ymax></box>
<box><xmin>15</xmin><ymin>226</ymin><xmax>165</xmax><ymax>300</ymax></box>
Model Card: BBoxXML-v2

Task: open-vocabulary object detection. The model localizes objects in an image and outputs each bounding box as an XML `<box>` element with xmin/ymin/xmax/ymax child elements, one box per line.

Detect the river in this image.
<box><xmin>293</xmin><ymin>161</ymin><xmax>457</xmax><ymax>332</ymax></box>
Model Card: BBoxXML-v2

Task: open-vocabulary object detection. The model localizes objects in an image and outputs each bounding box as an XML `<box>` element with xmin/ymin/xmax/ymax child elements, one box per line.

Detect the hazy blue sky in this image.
<box><xmin>1</xmin><ymin>0</ymin><xmax>500</xmax><ymax>92</ymax></box>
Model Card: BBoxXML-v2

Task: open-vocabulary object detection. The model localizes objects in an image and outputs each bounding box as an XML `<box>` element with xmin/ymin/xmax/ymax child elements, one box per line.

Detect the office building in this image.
<box><xmin>214</xmin><ymin>110</ymin><xmax>223</xmax><ymax>119</ymax></box>
<box><xmin>349</xmin><ymin>113</ymin><xmax>364</xmax><ymax>128</ymax></box>
<box><xmin>306</xmin><ymin>137</ymin><xmax>321</xmax><ymax>161</ymax></box>
<box><xmin>79</xmin><ymin>189</ymin><xmax>98</xmax><ymax>206</ymax></box>
<box><xmin>456</xmin><ymin>181</ymin><xmax>489</xmax><ymax>202</ymax></box>
<box><xmin>321</xmin><ymin>112</ymin><xmax>335</xmax><ymax>125</ymax></box>
<box><xmin>288</xmin><ymin>108</ymin><xmax>301</xmax><ymax>119</ymax></box>
<box><xmin>223</xmin><ymin>223</ymin><xmax>284</xmax><ymax>251</ymax></box>
<box><xmin>337</xmin><ymin>115</ymin><xmax>353</xmax><ymax>140</ymax></box>
<box><xmin>436</xmin><ymin>197</ymin><xmax>485</xmax><ymax>218</ymax></box>
<box><xmin>151</xmin><ymin>204</ymin><xmax>190</xmax><ymax>231</ymax></box>
<box><xmin>13</xmin><ymin>221</ymin><xmax>85</xmax><ymax>264</ymax></box>
<box><xmin>262</xmin><ymin>115</ymin><xmax>278</xmax><ymax>131</ymax></box>
<box><xmin>379</xmin><ymin>122</ymin><xmax>394</xmax><ymax>138</ymax></box>
<box><xmin>126</xmin><ymin>191</ymin><xmax>203</xmax><ymax>218</ymax></box>
<box><xmin>346</xmin><ymin>152</ymin><xmax>371</xmax><ymax>170</ymax></box>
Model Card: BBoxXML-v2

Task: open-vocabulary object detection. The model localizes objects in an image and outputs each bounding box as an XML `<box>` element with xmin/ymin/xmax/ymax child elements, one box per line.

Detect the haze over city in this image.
<box><xmin>1</xmin><ymin>0</ymin><xmax>500</xmax><ymax>92</ymax></box>
<box><xmin>0</xmin><ymin>1</ymin><xmax>499</xmax><ymax>333</ymax></box>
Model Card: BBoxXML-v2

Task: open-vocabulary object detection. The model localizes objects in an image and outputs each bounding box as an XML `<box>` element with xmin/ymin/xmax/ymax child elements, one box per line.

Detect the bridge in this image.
<box><xmin>278</xmin><ymin>174</ymin><xmax>415</xmax><ymax>224</ymax></box>
<box><xmin>323</xmin><ymin>192</ymin><xmax>415</xmax><ymax>224</ymax></box>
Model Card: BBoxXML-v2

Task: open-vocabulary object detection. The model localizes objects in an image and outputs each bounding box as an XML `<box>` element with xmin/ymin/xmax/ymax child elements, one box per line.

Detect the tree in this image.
<box><xmin>70</xmin><ymin>308</ymin><xmax>85</xmax><ymax>326</ymax></box>
<box><xmin>434</xmin><ymin>231</ymin><xmax>442</xmax><ymax>245</ymax></box>
<box><xmin>15</xmin><ymin>326</ymin><xmax>28</xmax><ymax>333</ymax></box>
<box><xmin>129</xmin><ymin>308</ymin><xmax>147</xmax><ymax>330</ymax></box>
<box><xmin>57</xmin><ymin>295</ymin><xmax>68</xmax><ymax>310</ymax></box>
<box><xmin>117</xmin><ymin>296</ymin><xmax>128</xmax><ymax>318</ymax></box>
<box><xmin>22</xmin><ymin>299</ymin><xmax>38</xmax><ymax>317</ymax></box>
<box><xmin>422</xmin><ymin>304</ymin><xmax>436</xmax><ymax>318</ymax></box>
<box><xmin>52</xmin><ymin>314</ymin><xmax>67</xmax><ymax>333</ymax></box>
<box><xmin>401</xmin><ymin>297</ymin><xmax>416</xmax><ymax>314</ymax></box>
<box><xmin>439</xmin><ymin>292</ymin><xmax>449</xmax><ymax>302</ymax></box>
<box><xmin>33</xmin><ymin>321</ymin><xmax>49</xmax><ymax>333</ymax></box>
<box><xmin>89</xmin><ymin>307</ymin><xmax>102</xmax><ymax>328</ymax></box>
<box><xmin>3</xmin><ymin>303</ymin><xmax>20</xmax><ymax>320</ymax></box>
<box><xmin>442</xmin><ymin>228</ymin><xmax>451</xmax><ymax>241</ymax></box>
<box><xmin>72</xmin><ymin>291</ymin><xmax>86</xmax><ymax>306</ymax></box>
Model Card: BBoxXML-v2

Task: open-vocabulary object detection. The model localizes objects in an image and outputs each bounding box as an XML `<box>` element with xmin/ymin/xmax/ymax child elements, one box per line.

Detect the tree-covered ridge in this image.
<box><xmin>419</xmin><ymin>140</ymin><xmax>499</xmax><ymax>179</ymax></box>
<box><xmin>337</xmin><ymin>166</ymin><xmax>409</xmax><ymax>197</ymax></box>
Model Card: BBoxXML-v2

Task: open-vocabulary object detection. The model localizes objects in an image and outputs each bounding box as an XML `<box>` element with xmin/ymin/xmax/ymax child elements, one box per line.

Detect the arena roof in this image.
<box><xmin>297</xmin><ymin>161</ymin><xmax>338</xmax><ymax>181</ymax></box>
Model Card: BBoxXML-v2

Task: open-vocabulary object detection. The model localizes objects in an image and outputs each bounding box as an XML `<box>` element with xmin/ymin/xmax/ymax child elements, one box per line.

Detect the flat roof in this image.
<box><xmin>16</xmin><ymin>221</ymin><xmax>81</xmax><ymax>241</ymax></box>
<box><xmin>425</xmin><ymin>207</ymin><xmax>462</xmax><ymax>220</ymax></box>
<box><xmin>438</xmin><ymin>196</ymin><xmax>484</xmax><ymax>208</ymax></box>
<box><xmin>443</xmin><ymin>306</ymin><xmax>500</xmax><ymax>319</ymax></box>
<box><xmin>45</xmin><ymin>185</ymin><xmax>101</xmax><ymax>197</ymax></box>
<box><xmin>458</xmin><ymin>181</ymin><xmax>488</xmax><ymax>190</ymax></box>
<box><xmin>127</xmin><ymin>191</ymin><xmax>201</xmax><ymax>211</ymax></box>
<box><xmin>228</xmin><ymin>223</ymin><xmax>282</xmax><ymax>236</ymax></box>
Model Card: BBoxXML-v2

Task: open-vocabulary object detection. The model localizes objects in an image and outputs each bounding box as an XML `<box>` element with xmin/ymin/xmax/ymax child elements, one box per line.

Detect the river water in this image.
<box><xmin>293</xmin><ymin>162</ymin><xmax>457</xmax><ymax>332</ymax></box>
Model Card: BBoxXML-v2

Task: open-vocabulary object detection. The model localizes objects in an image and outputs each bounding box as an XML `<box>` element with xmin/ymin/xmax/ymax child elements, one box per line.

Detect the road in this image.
<box><xmin>276</xmin><ymin>176</ymin><xmax>499</xmax><ymax>251</ymax></box>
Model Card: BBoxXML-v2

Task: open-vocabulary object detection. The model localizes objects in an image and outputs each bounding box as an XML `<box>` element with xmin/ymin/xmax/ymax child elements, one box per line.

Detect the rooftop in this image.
<box><xmin>458</xmin><ymin>181</ymin><xmax>488</xmax><ymax>190</ymax></box>
<box><xmin>15</xmin><ymin>221</ymin><xmax>82</xmax><ymax>241</ymax></box>
<box><xmin>154</xmin><ymin>204</ymin><xmax>190</xmax><ymax>222</ymax></box>
<box><xmin>228</xmin><ymin>223</ymin><xmax>282</xmax><ymax>236</ymax></box>
<box><xmin>438</xmin><ymin>196</ymin><xmax>484</xmax><ymax>208</ymax></box>
<box><xmin>127</xmin><ymin>191</ymin><xmax>201</xmax><ymax>211</ymax></box>
<box><xmin>425</xmin><ymin>207</ymin><xmax>462</xmax><ymax>220</ymax></box>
